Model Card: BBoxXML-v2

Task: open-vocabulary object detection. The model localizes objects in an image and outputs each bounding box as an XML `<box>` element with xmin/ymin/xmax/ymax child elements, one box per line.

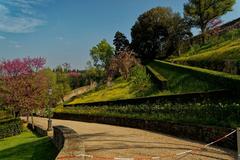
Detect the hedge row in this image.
<box><xmin>0</xmin><ymin>118</ymin><xmax>22</xmax><ymax>139</ymax></box>
<box><xmin>61</xmin><ymin>99</ymin><xmax>240</xmax><ymax>128</ymax></box>
<box><xmin>146</xmin><ymin>65</ymin><xmax>168</xmax><ymax>89</ymax></box>
<box><xmin>154</xmin><ymin>60</ymin><xmax>240</xmax><ymax>91</ymax></box>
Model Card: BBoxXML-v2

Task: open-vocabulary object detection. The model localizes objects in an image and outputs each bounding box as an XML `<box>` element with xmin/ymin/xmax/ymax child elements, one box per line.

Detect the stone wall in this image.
<box><xmin>27</xmin><ymin>123</ymin><xmax>48</xmax><ymax>137</ymax></box>
<box><xmin>53</xmin><ymin>125</ymin><xmax>85</xmax><ymax>160</ymax></box>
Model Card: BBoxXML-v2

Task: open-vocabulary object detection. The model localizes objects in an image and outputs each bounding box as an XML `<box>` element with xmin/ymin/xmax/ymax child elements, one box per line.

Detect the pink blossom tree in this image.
<box><xmin>0</xmin><ymin>57</ymin><xmax>48</xmax><ymax>128</ymax></box>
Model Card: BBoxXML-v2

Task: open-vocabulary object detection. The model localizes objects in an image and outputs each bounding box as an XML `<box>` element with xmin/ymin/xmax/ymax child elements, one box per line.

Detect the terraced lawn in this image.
<box><xmin>0</xmin><ymin>128</ymin><xmax>58</xmax><ymax>160</ymax></box>
<box><xmin>147</xmin><ymin>61</ymin><xmax>223</xmax><ymax>93</ymax></box>
<box><xmin>172</xmin><ymin>39</ymin><xmax>240</xmax><ymax>62</ymax></box>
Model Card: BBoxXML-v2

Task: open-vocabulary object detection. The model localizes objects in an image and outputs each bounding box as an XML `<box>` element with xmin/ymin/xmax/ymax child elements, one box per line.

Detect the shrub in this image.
<box><xmin>0</xmin><ymin>110</ymin><xmax>12</xmax><ymax>120</ymax></box>
<box><xmin>130</xmin><ymin>66</ymin><xmax>153</xmax><ymax>96</ymax></box>
<box><xmin>0</xmin><ymin>118</ymin><xmax>22</xmax><ymax>139</ymax></box>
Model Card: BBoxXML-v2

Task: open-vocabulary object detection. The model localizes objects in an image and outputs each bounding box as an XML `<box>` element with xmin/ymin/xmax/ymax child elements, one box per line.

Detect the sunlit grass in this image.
<box><xmin>148</xmin><ymin>61</ymin><xmax>223</xmax><ymax>93</ymax></box>
<box><xmin>0</xmin><ymin>128</ymin><xmax>58</xmax><ymax>160</ymax></box>
<box><xmin>69</xmin><ymin>78</ymin><xmax>136</xmax><ymax>104</ymax></box>
<box><xmin>172</xmin><ymin>39</ymin><xmax>240</xmax><ymax>62</ymax></box>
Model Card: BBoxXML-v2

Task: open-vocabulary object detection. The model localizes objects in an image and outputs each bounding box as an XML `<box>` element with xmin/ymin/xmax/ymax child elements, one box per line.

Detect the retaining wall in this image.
<box><xmin>53</xmin><ymin>125</ymin><xmax>85</xmax><ymax>160</ymax></box>
<box><xmin>27</xmin><ymin>123</ymin><xmax>48</xmax><ymax>137</ymax></box>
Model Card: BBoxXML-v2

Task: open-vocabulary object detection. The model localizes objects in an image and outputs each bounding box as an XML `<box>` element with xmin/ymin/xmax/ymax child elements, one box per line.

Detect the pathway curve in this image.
<box><xmin>25</xmin><ymin>117</ymin><xmax>236</xmax><ymax>160</ymax></box>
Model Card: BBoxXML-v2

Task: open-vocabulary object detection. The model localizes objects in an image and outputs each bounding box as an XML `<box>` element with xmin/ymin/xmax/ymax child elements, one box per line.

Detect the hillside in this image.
<box><xmin>68</xmin><ymin>63</ymin><xmax>223</xmax><ymax>105</ymax></box>
<box><xmin>171</xmin><ymin>30</ymin><xmax>240</xmax><ymax>73</ymax></box>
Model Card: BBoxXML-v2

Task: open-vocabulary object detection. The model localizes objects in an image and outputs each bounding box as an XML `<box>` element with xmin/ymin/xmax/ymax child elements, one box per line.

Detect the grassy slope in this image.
<box><xmin>69</xmin><ymin>78</ymin><xmax>137</xmax><ymax>104</ymax></box>
<box><xmin>69</xmin><ymin>77</ymin><xmax>173</xmax><ymax>105</ymax></box>
<box><xmin>69</xmin><ymin>61</ymin><xmax>223</xmax><ymax>105</ymax></box>
<box><xmin>0</xmin><ymin>128</ymin><xmax>58</xmax><ymax>160</ymax></box>
<box><xmin>172</xmin><ymin>39</ymin><xmax>240</xmax><ymax>63</ymax></box>
<box><xmin>148</xmin><ymin>61</ymin><xmax>223</xmax><ymax>93</ymax></box>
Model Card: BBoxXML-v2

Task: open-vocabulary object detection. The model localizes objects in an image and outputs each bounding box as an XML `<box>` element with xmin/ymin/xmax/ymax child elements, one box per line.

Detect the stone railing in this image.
<box><xmin>53</xmin><ymin>125</ymin><xmax>85</xmax><ymax>160</ymax></box>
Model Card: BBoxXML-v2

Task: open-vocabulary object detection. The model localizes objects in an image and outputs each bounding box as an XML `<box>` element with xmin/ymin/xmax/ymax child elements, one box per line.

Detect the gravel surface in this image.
<box><xmin>24</xmin><ymin>117</ymin><xmax>237</xmax><ymax>160</ymax></box>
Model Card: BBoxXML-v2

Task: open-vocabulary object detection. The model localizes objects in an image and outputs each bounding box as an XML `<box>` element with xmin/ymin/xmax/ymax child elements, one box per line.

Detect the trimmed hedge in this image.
<box><xmin>61</xmin><ymin>99</ymin><xmax>240</xmax><ymax>128</ymax></box>
<box><xmin>0</xmin><ymin>118</ymin><xmax>22</xmax><ymax>139</ymax></box>
<box><xmin>153</xmin><ymin>60</ymin><xmax>240</xmax><ymax>91</ymax></box>
<box><xmin>146</xmin><ymin>65</ymin><xmax>168</xmax><ymax>89</ymax></box>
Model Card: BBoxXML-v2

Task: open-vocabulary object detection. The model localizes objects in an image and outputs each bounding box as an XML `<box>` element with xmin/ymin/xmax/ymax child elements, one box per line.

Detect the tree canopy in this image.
<box><xmin>131</xmin><ymin>7</ymin><xmax>191</xmax><ymax>60</ymax></box>
<box><xmin>184</xmin><ymin>0</ymin><xmax>236</xmax><ymax>42</ymax></box>
<box><xmin>113</xmin><ymin>31</ymin><xmax>129</xmax><ymax>54</ymax></box>
<box><xmin>90</xmin><ymin>39</ymin><xmax>114</xmax><ymax>69</ymax></box>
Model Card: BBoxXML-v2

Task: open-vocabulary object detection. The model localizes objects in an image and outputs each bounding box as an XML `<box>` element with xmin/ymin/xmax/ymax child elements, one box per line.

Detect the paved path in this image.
<box><xmin>25</xmin><ymin>117</ymin><xmax>236</xmax><ymax>160</ymax></box>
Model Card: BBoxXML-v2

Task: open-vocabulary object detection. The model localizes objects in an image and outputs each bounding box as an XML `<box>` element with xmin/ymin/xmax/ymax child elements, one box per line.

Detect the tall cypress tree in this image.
<box><xmin>113</xmin><ymin>31</ymin><xmax>129</xmax><ymax>54</ymax></box>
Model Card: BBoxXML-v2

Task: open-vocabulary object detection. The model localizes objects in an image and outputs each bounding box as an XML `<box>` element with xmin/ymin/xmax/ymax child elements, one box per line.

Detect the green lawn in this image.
<box><xmin>68</xmin><ymin>76</ymin><xmax>173</xmax><ymax>105</ymax></box>
<box><xmin>147</xmin><ymin>61</ymin><xmax>223</xmax><ymax>93</ymax></box>
<box><xmin>0</xmin><ymin>128</ymin><xmax>58</xmax><ymax>160</ymax></box>
<box><xmin>68</xmin><ymin>60</ymin><xmax>225</xmax><ymax>105</ymax></box>
<box><xmin>172</xmin><ymin>39</ymin><xmax>240</xmax><ymax>62</ymax></box>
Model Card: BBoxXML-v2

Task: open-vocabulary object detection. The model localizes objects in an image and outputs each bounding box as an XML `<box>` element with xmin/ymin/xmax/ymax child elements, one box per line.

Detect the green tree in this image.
<box><xmin>113</xmin><ymin>31</ymin><xmax>129</xmax><ymax>54</ymax></box>
<box><xmin>170</xmin><ymin>17</ymin><xmax>192</xmax><ymax>56</ymax></box>
<box><xmin>184</xmin><ymin>0</ymin><xmax>236</xmax><ymax>43</ymax></box>
<box><xmin>131</xmin><ymin>7</ymin><xmax>190</xmax><ymax>60</ymax></box>
<box><xmin>55</xmin><ymin>67</ymin><xmax>71</xmax><ymax>102</ymax></box>
<box><xmin>90</xmin><ymin>39</ymin><xmax>114</xmax><ymax>69</ymax></box>
<box><xmin>130</xmin><ymin>65</ymin><xmax>153</xmax><ymax>96</ymax></box>
<box><xmin>42</xmin><ymin>69</ymin><xmax>61</xmax><ymax>106</ymax></box>
<box><xmin>85</xmin><ymin>61</ymin><xmax>105</xmax><ymax>84</ymax></box>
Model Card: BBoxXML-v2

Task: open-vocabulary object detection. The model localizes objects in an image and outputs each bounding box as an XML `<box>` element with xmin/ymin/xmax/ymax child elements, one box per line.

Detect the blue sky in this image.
<box><xmin>0</xmin><ymin>0</ymin><xmax>239</xmax><ymax>69</ymax></box>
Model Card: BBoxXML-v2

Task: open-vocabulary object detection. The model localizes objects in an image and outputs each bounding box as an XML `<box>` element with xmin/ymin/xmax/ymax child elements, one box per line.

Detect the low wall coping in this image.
<box><xmin>53</xmin><ymin>125</ymin><xmax>85</xmax><ymax>160</ymax></box>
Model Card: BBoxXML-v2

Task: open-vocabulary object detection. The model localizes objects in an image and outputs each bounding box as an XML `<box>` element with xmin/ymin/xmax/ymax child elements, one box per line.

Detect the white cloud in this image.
<box><xmin>0</xmin><ymin>0</ymin><xmax>50</xmax><ymax>33</ymax></box>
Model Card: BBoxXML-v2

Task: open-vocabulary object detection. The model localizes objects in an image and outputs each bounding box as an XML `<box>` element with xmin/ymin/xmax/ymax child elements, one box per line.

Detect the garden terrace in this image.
<box><xmin>149</xmin><ymin>60</ymin><xmax>240</xmax><ymax>91</ymax></box>
<box><xmin>68</xmin><ymin>60</ymin><xmax>225</xmax><ymax>106</ymax></box>
<box><xmin>171</xmin><ymin>29</ymin><xmax>240</xmax><ymax>73</ymax></box>
<box><xmin>59</xmin><ymin>97</ymin><xmax>240</xmax><ymax>129</ymax></box>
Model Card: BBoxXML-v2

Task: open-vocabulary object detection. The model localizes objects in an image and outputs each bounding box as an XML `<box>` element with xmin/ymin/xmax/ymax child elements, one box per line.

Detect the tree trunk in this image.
<box><xmin>31</xmin><ymin>113</ymin><xmax>35</xmax><ymax>130</ymax></box>
<box><xmin>27</xmin><ymin>112</ymin><xmax>29</xmax><ymax>123</ymax></box>
<box><xmin>201</xmin><ymin>25</ymin><xmax>206</xmax><ymax>44</ymax></box>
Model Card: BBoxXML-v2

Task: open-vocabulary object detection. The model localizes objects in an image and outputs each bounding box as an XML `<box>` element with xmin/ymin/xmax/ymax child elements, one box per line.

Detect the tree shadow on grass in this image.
<box><xmin>0</xmin><ymin>137</ymin><xmax>58</xmax><ymax>160</ymax></box>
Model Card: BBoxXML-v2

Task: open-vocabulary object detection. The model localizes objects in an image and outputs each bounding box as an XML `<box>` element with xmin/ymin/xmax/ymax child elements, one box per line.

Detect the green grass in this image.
<box><xmin>69</xmin><ymin>78</ymin><xmax>136</xmax><ymax>104</ymax></box>
<box><xmin>172</xmin><ymin>39</ymin><xmax>240</xmax><ymax>62</ymax></box>
<box><xmin>0</xmin><ymin>128</ymin><xmax>58</xmax><ymax>160</ymax></box>
<box><xmin>68</xmin><ymin>61</ymin><xmax>226</xmax><ymax>105</ymax></box>
<box><xmin>147</xmin><ymin>61</ymin><xmax>223</xmax><ymax>93</ymax></box>
<box><xmin>68</xmin><ymin>76</ymin><xmax>173</xmax><ymax>105</ymax></box>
